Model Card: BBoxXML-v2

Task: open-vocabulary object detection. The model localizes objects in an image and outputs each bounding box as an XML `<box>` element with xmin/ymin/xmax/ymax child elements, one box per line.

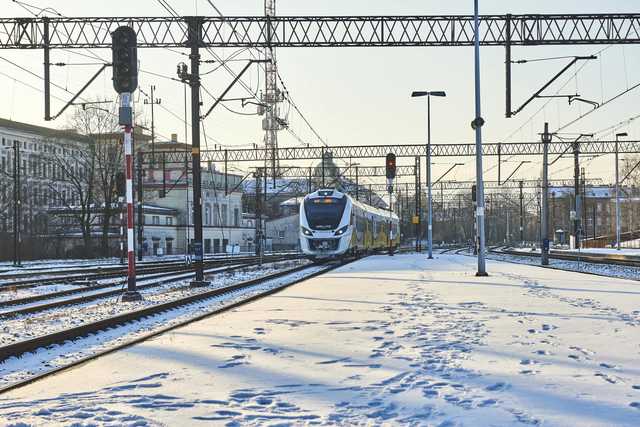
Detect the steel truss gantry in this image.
<box><xmin>359</xmin><ymin>178</ymin><xmax>602</xmax><ymax>193</ymax></box>
<box><xmin>1</xmin><ymin>14</ymin><xmax>640</xmax><ymax>49</ymax></box>
<box><xmin>251</xmin><ymin>165</ymin><xmax>417</xmax><ymax>178</ymax></box>
<box><xmin>143</xmin><ymin>140</ymin><xmax>640</xmax><ymax>164</ymax></box>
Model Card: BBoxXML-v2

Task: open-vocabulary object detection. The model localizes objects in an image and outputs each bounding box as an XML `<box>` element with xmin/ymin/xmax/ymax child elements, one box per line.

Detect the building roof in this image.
<box><xmin>0</xmin><ymin>117</ymin><xmax>92</xmax><ymax>143</ymax></box>
<box><xmin>90</xmin><ymin>130</ymin><xmax>152</xmax><ymax>142</ymax></box>
<box><xmin>280</xmin><ymin>197</ymin><xmax>302</xmax><ymax>207</ymax></box>
<box><xmin>550</xmin><ymin>186</ymin><xmax>615</xmax><ymax>198</ymax></box>
<box><xmin>143</xmin><ymin>204</ymin><xmax>179</xmax><ymax>215</ymax></box>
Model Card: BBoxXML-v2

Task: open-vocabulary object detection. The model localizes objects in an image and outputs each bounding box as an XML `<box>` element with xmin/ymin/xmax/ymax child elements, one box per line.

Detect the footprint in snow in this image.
<box><xmin>599</xmin><ymin>362</ymin><xmax>617</xmax><ymax>369</ymax></box>
<box><xmin>632</xmin><ymin>385</ymin><xmax>640</xmax><ymax>390</ymax></box>
<box><xmin>630</xmin><ymin>402</ymin><xmax>640</xmax><ymax>410</ymax></box>
<box><xmin>479</xmin><ymin>398</ymin><xmax>498</xmax><ymax>407</ymax></box>
<box><xmin>485</xmin><ymin>382</ymin><xmax>509</xmax><ymax>392</ymax></box>
<box><xmin>316</xmin><ymin>357</ymin><xmax>351</xmax><ymax>365</ymax></box>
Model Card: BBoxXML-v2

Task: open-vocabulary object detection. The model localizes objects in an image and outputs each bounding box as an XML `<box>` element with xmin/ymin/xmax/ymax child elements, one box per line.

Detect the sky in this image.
<box><xmin>0</xmin><ymin>0</ymin><xmax>639</xmax><ymax>186</ymax></box>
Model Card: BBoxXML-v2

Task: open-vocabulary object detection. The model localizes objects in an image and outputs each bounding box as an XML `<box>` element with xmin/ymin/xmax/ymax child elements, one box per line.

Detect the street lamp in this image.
<box><xmin>412</xmin><ymin>90</ymin><xmax>446</xmax><ymax>259</ymax></box>
<box><xmin>615</xmin><ymin>132</ymin><xmax>628</xmax><ymax>250</ymax></box>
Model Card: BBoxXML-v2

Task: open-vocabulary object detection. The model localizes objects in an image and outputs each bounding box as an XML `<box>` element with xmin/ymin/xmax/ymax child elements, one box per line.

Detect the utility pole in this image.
<box><xmin>414</xmin><ymin>156</ymin><xmax>421</xmax><ymax>252</ymax></box>
<box><xmin>184</xmin><ymin>17</ymin><xmax>209</xmax><ymax>287</ymax></box>
<box><xmin>519</xmin><ymin>180</ymin><xmax>524</xmax><ymax>244</ymax></box>
<box><xmin>573</xmin><ymin>139</ymin><xmax>581</xmax><ymax>249</ymax></box>
<box><xmin>355</xmin><ymin>166</ymin><xmax>359</xmax><ymax>200</ymax></box>
<box><xmin>263</xmin><ymin>0</ymin><xmax>281</xmax><ymax>180</ymax></box>
<box><xmin>255</xmin><ymin>169</ymin><xmax>263</xmax><ymax>264</ymax></box>
<box><xmin>144</xmin><ymin>84</ymin><xmax>161</xmax><ymax>157</ymax></box>
<box><xmin>12</xmin><ymin>140</ymin><xmax>21</xmax><ymax>267</ymax></box>
<box><xmin>136</xmin><ymin>152</ymin><xmax>144</xmax><ymax>261</ymax></box>
<box><xmin>615</xmin><ymin>132</ymin><xmax>628</xmax><ymax>250</ymax></box>
<box><xmin>541</xmin><ymin>122</ymin><xmax>550</xmax><ymax>266</ymax></box>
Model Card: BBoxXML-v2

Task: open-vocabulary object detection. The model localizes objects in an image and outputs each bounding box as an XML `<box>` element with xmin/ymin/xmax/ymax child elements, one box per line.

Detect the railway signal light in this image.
<box><xmin>386</xmin><ymin>153</ymin><xmax>397</xmax><ymax>179</ymax></box>
<box><xmin>116</xmin><ymin>172</ymin><xmax>126</xmax><ymax>197</ymax></box>
<box><xmin>111</xmin><ymin>26</ymin><xmax>138</xmax><ymax>94</ymax></box>
<box><xmin>472</xmin><ymin>184</ymin><xmax>477</xmax><ymax>203</ymax></box>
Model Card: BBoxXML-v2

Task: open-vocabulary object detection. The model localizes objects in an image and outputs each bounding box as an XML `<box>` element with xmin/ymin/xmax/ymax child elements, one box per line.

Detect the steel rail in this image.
<box><xmin>0</xmin><ymin>254</ymin><xmax>298</xmax><ymax>290</ymax></box>
<box><xmin>492</xmin><ymin>247</ymin><xmax>640</xmax><ymax>267</ymax></box>
<box><xmin>0</xmin><ymin>256</ymin><xmax>301</xmax><ymax>316</ymax></box>
<box><xmin>0</xmin><ymin>258</ymin><xmax>354</xmax><ymax>394</ymax></box>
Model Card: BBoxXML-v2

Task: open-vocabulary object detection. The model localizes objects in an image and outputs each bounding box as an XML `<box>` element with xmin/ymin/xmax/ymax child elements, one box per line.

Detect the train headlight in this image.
<box><xmin>334</xmin><ymin>225</ymin><xmax>349</xmax><ymax>236</ymax></box>
<box><xmin>301</xmin><ymin>226</ymin><xmax>313</xmax><ymax>236</ymax></box>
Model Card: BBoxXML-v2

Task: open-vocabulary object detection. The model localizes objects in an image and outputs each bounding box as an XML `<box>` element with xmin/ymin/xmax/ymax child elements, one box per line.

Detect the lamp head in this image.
<box><xmin>616</xmin><ymin>132</ymin><xmax>628</xmax><ymax>138</ymax></box>
<box><xmin>411</xmin><ymin>90</ymin><xmax>446</xmax><ymax>98</ymax></box>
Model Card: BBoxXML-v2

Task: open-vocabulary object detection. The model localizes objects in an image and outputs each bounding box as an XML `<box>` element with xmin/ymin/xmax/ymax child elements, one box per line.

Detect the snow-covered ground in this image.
<box><xmin>508</xmin><ymin>246</ymin><xmax>640</xmax><ymax>257</ymax></box>
<box><xmin>484</xmin><ymin>249</ymin><xmax>640</xmax><ymax>281</ymax></box>
<box><xmin>556</xmin><ymin>248</ymin><xmax>640</xmax><ymax>256</ymax></box>
<box><xmin>0</xmin><ymin>260</ymin><xmax>308</xmax><ymax>347</ymax></box>
<box><xmin>0</xmin><ymin>260</ymin><xmax>318</xmax><ymax>388</ymax></box>
<box><xmin>1</xmin><ymin>253</ymin><xmax>638</xmax><ymax>426</ymax></box>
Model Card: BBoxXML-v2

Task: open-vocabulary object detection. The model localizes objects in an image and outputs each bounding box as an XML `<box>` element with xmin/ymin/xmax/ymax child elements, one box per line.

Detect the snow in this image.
<box><xmin>1</xmin><ymin>253</ymin><xmax>639</xmax><ymax>426</ymax></box>
<box><xmin>557</xmin><ymin>248</ymin><xmax>640</xmax><ymax>256</ymax></box>
<box><xmin>0</xmin><ymin>260</ymin><xmax>309</xmax><ymax>347</ymax></box>
<box><xmin>0</xmin><ymin>260</ymin><xmax>316</xmax><ymax>388</ymax></box>
<box><xmin>485</xmin><ymin>249</ymin><xmax>640</xmax><ymax>281</ymax></box>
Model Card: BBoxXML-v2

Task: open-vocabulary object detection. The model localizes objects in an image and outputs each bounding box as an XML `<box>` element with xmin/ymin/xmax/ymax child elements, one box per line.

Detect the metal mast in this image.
<box><xmin>262</xmin><ymin>0</ymin><xmax>283</xmax><ymax>180</ymax></box>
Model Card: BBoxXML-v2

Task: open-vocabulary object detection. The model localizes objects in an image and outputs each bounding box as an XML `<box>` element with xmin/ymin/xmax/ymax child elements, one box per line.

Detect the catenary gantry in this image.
<box><xmin>1</xmin><ymin>14</ymin><xmax>639</xmax><ymax>48</ymax></box>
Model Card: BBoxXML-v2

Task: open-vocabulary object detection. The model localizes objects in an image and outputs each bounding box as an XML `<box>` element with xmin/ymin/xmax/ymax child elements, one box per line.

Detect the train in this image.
<box><xmin>299</xmin><ymin>189</ymin><xmax>400</xmax><ymax>259</ymax></box>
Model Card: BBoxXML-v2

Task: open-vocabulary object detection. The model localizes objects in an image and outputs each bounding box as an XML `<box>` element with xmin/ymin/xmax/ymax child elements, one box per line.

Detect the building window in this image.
<box><xmin>278</xmin><ymin>230</ymin><xmax>285</xmax><ymax>239</ymax></box>
<box><xmin>204</xmin><ymin>203</ymin><xmax>211</xmax><ymax>225</ymax></box>
<box><xmin>153</xmin><ymin>216</ymin><xmax>160</xmax><ymax>225</ymax></box>
<box><xmin>221</xmin><ymin>204</ymin><xmax>227</xmax><ymax>226</ymax></box>
<box><xmin>166</xmin><ymin>217</ymin><xmax>173</xmax><ymax>226</ymax></box>
<box><xmin>234</xmin><ymin>208</ymin><xmax>239</xmax><ymax>227</ymax></box>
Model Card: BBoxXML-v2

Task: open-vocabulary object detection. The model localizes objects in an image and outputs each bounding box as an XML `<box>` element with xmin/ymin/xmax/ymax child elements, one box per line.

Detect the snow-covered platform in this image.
<box><xmin>1</xmin><ymin>253</ymin><xmax>640</xmax><ymax>426</ymax></box>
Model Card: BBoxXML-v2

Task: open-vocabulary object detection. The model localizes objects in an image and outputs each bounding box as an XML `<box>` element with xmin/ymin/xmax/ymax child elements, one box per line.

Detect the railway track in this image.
<box><xmin>491</xmin><ymin>247</ymin><xmax>640</xmax><ymax>268</ymax></box>
<box><xmin>0</xmin><ymin>256</ymin><xmax>354</xmax><ymax>394</ymax></box>
<box><xmin>0</xmin><ymin>253</ymin><xmax>299</xmax><ymax>290</ymax></box>
<box><xmin>0</xmin><ymin>256</ymin><xmax>300</xmax><ymax>318</ymax></box>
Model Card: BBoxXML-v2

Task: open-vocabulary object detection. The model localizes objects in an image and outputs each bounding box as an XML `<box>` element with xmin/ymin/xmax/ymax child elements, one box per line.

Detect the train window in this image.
<box><xmin>304</xmin><ymin>196</ymin><xmax>347</xmax><ymax>230</ymax></box>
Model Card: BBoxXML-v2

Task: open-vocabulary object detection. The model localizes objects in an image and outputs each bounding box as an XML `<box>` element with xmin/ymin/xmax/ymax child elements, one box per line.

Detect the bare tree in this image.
<box><xmin>68</xmin><ymin>105</ymin><xmax>122</xmax><ymax>256</ymax></box>
<box><xmin>622</xmin><ymin>156</ymin><xmax>640</xmax><ymax>189</ymax></box>
<box><xmin>46</xmin><ymin>137</ymin><xmax>97</xmax><ymax>252</ymax></box>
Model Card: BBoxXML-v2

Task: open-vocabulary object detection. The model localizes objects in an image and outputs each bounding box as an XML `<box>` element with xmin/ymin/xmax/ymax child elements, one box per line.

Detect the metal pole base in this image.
<box><xmin>428</xmin><ymin>255</ymin><xmax>433</xmax><ymax>259</ymax></box>
<box><xmin>190</xmin><ymin>280</ymin><xmax>210</xmax><ymax>288</ymax></box>
<box><xmin>121</xmin><ymin>291</ymin><xmax>143</xmax><ymax>302</ymax></box>
<box><xmin>475</xmin><ymin>271</ymin><xmax>489</xmax><ymax>277</ymax></box>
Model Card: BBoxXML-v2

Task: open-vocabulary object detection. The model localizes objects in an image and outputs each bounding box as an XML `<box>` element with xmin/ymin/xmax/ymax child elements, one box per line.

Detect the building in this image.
<box><xmin>548</xmin><ymin>185</ymin><xmax>640</xmax><ymax>245</ymax></box>
<box><xmin>265</xmin><ymin>214</ymin><xmax>300</xmax><ymax>251</ymax></box>
<box><xmin>0</xmin><ymin>118</ymin><xmax>100</xmax><ymax>259</ymax></box>
<box><xmin>143</xmin><ymin>139</ymin><xmax>255</xmax><ymax>254</ymax></box>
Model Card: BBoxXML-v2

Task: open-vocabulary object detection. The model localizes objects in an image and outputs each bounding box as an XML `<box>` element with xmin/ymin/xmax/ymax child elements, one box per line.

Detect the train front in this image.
<box><xmin>299</xmin><ymin>189</ymin><xmax>352</xmax><ymax>259</ymax></box>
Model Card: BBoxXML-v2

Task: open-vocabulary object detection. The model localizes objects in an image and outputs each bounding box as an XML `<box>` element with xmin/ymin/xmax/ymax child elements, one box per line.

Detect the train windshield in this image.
<box><xmin>304</xmin><ymin>196</ymin><xmax>347</xmax><ymax>230</ymax></box>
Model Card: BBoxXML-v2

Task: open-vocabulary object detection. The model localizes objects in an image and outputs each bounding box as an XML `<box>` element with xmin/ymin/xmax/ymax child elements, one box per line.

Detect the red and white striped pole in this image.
<box><xmin>121</xmin><ymin>92</ymin><xmax>142</xmax><ymax>302</ymax></box>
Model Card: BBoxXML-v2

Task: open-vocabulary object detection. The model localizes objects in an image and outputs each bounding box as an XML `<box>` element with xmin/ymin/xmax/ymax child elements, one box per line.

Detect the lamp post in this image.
<box><xmin>615</xmin><ymin>132</ymin><xmax>628</xmax><ymax>250</ymax></box>
<box><xmin>411</xmin><ymin>90</ymin><xmax>446</xmax><ymax>259</ymax></box>
<box><xmin>472</xmin><ymin>0</ymin><xmax>488</xmax><ymax>276</ymax></box>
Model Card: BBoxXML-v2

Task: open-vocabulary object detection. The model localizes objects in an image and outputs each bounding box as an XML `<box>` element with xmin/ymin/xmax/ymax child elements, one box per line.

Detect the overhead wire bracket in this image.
<box><xmin>506</xmin><ymin>55</ymin><xmax>596</xmax><ymax>118</ymax></box>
